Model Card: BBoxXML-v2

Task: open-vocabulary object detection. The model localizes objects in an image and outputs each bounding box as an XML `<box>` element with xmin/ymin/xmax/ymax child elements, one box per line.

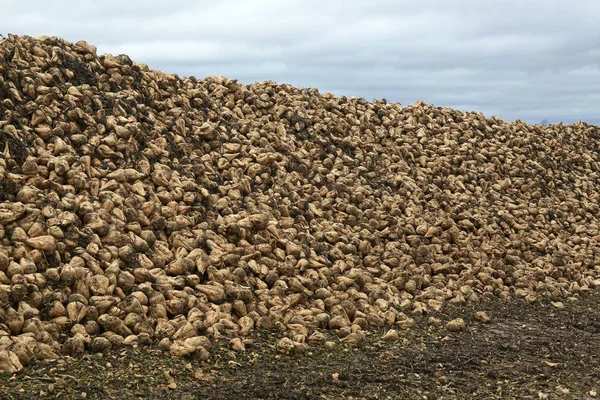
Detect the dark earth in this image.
<box><xmin>1</xmin><ymin>291</ymin><xmax>599</xmax><ymax>399</ymax></box>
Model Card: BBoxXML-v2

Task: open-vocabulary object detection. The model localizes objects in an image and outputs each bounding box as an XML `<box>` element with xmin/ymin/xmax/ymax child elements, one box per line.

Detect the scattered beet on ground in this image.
<box><xmin>1</xmin><ymin>291</ymin><xmax>599</xmax><ymax>399</ymax></box>
<box><xmin>0</xmin><ymin>33</ymin><xmax>599</xmax><ymax>398</ymax></box>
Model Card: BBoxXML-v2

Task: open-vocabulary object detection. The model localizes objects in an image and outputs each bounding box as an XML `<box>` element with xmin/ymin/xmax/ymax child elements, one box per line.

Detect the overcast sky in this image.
<box><xmin>2</xmin><ymin>0</ymin><xmax>599</xmax><ymax>125</ymax></box>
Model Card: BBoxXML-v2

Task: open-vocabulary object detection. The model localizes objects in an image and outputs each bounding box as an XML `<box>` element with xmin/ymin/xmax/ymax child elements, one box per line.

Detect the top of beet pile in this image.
<box><xmin>0</xmin><ymin>34</ymin><xmax>599</xmax><ymax>373</ymax></box>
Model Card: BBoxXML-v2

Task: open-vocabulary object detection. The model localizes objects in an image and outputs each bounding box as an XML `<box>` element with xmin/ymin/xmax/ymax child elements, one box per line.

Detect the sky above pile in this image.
<box><xmin>2</xmin><ymin>0</ymin><xmax>599</xmax><ymax>125</ymax></box>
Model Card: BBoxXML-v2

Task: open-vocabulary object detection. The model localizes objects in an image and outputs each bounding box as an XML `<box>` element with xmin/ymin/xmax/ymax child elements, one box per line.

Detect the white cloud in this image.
<box><xmin>1</xmin><ymin>0</ymin><xmax>598</xmax><ymax>124</ymax></box>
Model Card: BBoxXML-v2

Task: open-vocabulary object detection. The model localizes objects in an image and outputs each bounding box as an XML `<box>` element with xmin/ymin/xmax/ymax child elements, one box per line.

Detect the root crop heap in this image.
<box><xmin>0</xmin><ymin>34</ymin><xmax>599</xmax><ymax>373</ymax></box>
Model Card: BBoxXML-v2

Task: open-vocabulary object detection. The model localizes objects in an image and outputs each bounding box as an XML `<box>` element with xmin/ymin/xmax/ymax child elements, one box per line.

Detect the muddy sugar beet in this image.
<box><xmin>0</xmin><ymin>34</ymin><xmax>600</xmax><ymax>372</ymax></box>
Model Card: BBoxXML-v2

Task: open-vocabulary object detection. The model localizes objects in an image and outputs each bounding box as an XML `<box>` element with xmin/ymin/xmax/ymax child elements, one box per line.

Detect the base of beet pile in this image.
<box><xmin>2</xmin><ymin>293</ymin><xmax>600</xmax><ymax>399</ymax></box>
<box><xmin>0</xmin><ymin>34</ymin><xmax>599</xmax><ymax>375</ymax></box>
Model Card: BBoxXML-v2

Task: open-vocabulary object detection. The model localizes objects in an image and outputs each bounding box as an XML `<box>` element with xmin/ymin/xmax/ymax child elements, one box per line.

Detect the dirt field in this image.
<box><xmin>1</xmin><ymin>292</ymin><xmax>599</xmax><ymax>400</ymax></box>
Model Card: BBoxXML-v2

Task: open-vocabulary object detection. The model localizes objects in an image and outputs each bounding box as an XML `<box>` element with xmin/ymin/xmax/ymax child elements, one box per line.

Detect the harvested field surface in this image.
<box><xmin>1</xmin><ymin>292</ymin><xmax>599</xmax><ymax>399</ymax></box>
<box><xmin>0</xmin><ymin>33</ymin><xmax>599</xmax><ymax>398</ymax></box>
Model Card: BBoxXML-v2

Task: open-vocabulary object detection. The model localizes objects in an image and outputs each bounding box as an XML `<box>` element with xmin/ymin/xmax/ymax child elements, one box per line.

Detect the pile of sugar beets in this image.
<box><xmin>0</xmin><ymin>34</ymin><xmax>599</xmax><ymax>373</ymax></box>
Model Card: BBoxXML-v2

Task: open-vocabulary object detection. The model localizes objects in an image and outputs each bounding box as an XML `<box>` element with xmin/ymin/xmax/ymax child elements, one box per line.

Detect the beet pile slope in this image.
<box><xmin>0</xmin><ymin>34</ymin><xmax>599</xmax><ymax>373</ymax></box>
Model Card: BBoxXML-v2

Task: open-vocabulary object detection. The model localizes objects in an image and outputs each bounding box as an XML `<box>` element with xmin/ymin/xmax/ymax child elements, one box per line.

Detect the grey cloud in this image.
<box><xmin>1</xmin><ymin>0</ymin><xmax>598</xmax><ymax>124</ymax></box>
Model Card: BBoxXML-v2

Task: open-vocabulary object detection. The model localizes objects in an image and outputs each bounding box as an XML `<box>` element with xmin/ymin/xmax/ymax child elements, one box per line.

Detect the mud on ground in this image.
<box><xmin>1</xmin><ymin>291</ymin><xmax>599</xmax><ymax>400</ymax></box>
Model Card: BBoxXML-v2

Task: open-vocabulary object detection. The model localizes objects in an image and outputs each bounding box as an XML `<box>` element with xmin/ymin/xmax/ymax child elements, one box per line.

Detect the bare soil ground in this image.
<box><xmin>1</xmin><ymin>292</ymin><xmax>599</xmax><ymax>400</ymax></box>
